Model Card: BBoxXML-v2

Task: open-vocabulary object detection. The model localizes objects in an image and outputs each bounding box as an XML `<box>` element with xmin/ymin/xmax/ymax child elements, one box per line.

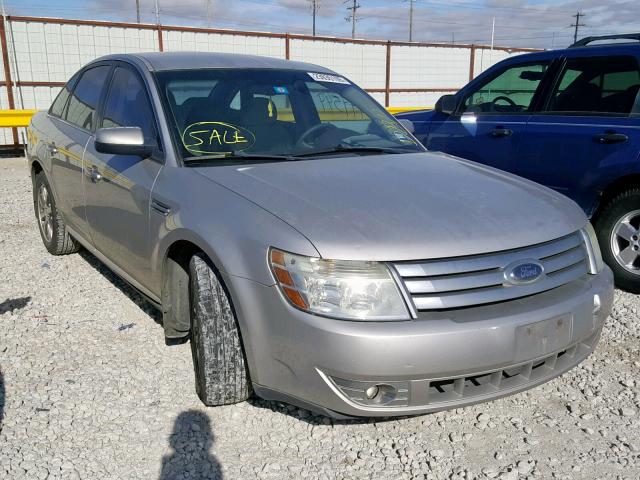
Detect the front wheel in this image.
<box><xmin>189</xmin><ymin>253</ymin><xmax>252</xmax><ymax>406</ymax></box>
<box><xmin>595</xmin><ymin>189</ymin><xmax>640</xmax><ymax>293</ymax></box>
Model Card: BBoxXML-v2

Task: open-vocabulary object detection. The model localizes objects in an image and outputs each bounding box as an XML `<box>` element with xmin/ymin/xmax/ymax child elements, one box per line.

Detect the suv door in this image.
<box><xmin>48</xmin><ymin>66</ymin><xmax>111</xmax><ymax>240</ymax></box>
<box><xmin>427</xmin><ymin>60</ymin><xmax>552</xmax><ymax>171</ymax></box>
<box><xmin>83</xmin><ymin>64</ymin><xmax>163</xmax><ymax>291</ymax></box>
<box><xmin>518</xmin><ymin>54</ymin><xmax>640</xmax><ymax>214</ymax></box>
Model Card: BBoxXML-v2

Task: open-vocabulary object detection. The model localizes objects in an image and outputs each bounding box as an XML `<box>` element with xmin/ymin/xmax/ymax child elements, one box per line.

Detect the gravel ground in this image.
<box><xmin>1</xmin><ymin>156</ymin><xmax>639</xmax><ymax>480</ymax></box>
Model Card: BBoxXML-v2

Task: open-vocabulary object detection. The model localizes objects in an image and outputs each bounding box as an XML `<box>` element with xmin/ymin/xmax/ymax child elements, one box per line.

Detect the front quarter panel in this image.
<box><xmin>148</xmin><ymin>165</ymin><xmax>320</xmax><ymax>295</ymax></box>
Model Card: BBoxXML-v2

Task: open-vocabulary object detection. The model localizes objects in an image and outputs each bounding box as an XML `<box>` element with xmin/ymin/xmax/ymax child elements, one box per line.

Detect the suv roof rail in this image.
<box><xmin>570</xmin><ymin>33</ymin><xmax>640</xmax><ymax>48</ymax></box>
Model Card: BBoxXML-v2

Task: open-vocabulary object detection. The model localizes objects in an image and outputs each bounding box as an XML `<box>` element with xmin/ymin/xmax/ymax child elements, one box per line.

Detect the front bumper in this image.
<box><xmin>226</xmin><ymin>267</ymin><xmax>614</xmax><ymax>418</ymax></box>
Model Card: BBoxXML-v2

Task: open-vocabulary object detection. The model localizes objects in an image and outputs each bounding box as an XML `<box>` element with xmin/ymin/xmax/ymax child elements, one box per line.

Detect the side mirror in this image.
<box><xmin>95</xmin><ymin>127</ymin><xmax>153</xmax><ymax>156</ymax></box>
<box><xmin>397</xmin><ymin>118</ymin><xmax>415</xmax><ymax>134</ymax></box>
<box><xmin>435</xmin><ymin>94</ymin><xmax>458</xmax><ymax>115</ymax></box>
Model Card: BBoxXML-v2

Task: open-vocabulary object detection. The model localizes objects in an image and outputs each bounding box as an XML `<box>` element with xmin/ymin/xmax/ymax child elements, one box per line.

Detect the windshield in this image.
<box><xmin>156</xmin><ymin>68</ymin><xmax>423</xmax><ymax>160</ymax></box>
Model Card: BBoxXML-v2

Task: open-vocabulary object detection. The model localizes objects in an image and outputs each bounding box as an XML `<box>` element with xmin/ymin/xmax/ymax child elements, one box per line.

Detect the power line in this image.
<box><xmin>344</xmin><ymin>0</ymin><xmax>361</xmax><ymax>39</ymax></box>
<box><xmin>570</xmin><ymin>11</ymin><xmax>586</xmax><ymax>44</ymax></box>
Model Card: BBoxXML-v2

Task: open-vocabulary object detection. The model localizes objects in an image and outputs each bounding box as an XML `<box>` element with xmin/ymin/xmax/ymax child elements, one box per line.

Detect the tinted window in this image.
<box><xmin>49</xmin><ymin>73</ymin><xmax>78</xmax><ymax>118</ymax></box>
<box><xmin>65</xmin><ymin>66</ymin><xmax>110</xmax><ymax>130</ymax></box>
<box><xmin>101</xmin><ymin>67</ymin><xmax>156</xmax><ymax>142</ymax></box>
<box><xmin>547</xmin><ymin>56</ymin><xmax>640</xmax><ymax>115</ymax></box>
<box><xmin>461</xmin><ymin>62</ymin><xmax>549</xmax><ymax>114</ymax></box>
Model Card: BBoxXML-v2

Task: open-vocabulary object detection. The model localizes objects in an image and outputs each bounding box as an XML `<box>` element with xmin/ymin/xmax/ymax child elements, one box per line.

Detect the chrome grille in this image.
<box><xmin>393</xmin><ymin>232</ymin><xmax>589</xmax><ymax>311</ymax></box>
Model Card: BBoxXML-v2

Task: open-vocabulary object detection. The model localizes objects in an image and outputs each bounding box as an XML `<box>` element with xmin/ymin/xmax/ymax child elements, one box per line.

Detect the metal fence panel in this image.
<box><xmin>390</xmin><ymin>45</ymin><xmax>470</xmax><ymax>90</ymax></box>
<box><xmin>289</xmin><ymin>39</ymin><xmax>387</xmax><ymax>90</ymax></box>
<box><xmin>163</xmin><ymin>30</ymin><xmax>285</xmax><ymax>58</ymax></box>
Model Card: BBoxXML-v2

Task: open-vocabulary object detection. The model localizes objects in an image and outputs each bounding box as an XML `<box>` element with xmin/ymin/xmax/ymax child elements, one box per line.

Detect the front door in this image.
<box><xmin>83</xmin><ymin>65</ymin><xmax>162</xmax><ymax>290</ymax></box>
<box><xmin>427</xmin><ymin>61</ymin><xmax>551</xmax><ymax>172</ymax></box>
<box><xmin>519</xmin><ymin>54</ymin><xmax>640</xmax><ymax>214</ymax></box>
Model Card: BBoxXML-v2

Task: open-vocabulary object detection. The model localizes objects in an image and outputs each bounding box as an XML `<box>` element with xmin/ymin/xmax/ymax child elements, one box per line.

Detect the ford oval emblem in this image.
<box><xmin>503</xmin><ymin>259</ymin><xmax>545</xmax><ymax>286</ymax></box>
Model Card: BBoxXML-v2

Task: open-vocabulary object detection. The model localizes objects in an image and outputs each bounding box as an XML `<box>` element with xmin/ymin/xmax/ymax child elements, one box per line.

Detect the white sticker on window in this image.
<box><xmin>308</xmin><ymin>72</ymin><xmax>350</xmax><ymax>85</ymax></box>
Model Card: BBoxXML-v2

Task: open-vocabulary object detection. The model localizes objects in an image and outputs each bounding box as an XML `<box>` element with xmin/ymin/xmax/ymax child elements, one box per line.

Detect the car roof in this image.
<box><xmin>92</xmin><ymin>51</ymin><xmax>336</xmax><ymax>74</ymax></box>
<box><xmin>496</xmin><ymin>42</ymin><xmax>640</xmax><ymax>66</ymax></box>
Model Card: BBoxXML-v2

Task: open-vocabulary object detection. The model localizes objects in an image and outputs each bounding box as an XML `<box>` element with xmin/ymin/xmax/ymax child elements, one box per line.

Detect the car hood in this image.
<box><xmin>193</xmin><ymin>152</ymin><xmax>587</xmax><ymax>261</ymax></box>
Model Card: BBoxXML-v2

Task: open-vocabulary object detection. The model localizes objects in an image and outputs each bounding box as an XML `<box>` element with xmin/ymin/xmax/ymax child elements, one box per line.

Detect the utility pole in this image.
<box><xmin>309</xmin><ymin>0</ymin><xmax>319</xmax><ymax>36</ymax></box>
<box><xmin>154</xmin><ymin>0</ymin><xmax>160</xmax><ymax>25</ymax></box>
<box><xmin>344</xmin><ymin>0</ymin><xmax>360</xmax><ymax>39</ymax></box>
<box><xmin>135</xmin><ymin>0</ymin><xmax>140</xmax><ymax>23</ymax></box>
<box><xmin>408</xmin><ymin>0</ymin><xmax>415</xmax><ymax>42</ymax></box>
<box><xmin>571</xmin><ymin>11</ymin><xmax>586</xmax><ymax>44</ymax></box>
<box><xmin>205</xmin><ymin>0</ymin><xmax>212</xmax><ymax>27</ymax></box>
<box><xmin>489</xmin><ymin>16</ymin><xmax>495</xmax><ymax>63</ymax></box>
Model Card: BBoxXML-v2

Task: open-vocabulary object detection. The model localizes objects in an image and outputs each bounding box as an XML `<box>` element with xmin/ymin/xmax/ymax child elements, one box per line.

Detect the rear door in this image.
<box><xmin>83</xmin><ymin>64</ymin><xmax>163</xmax><ymax>289</ymax></box>
<box><xmin>427</xmin><ymin>60</ymin><xmax>552</xmax><ymax>172</ymax></box>
<box><xmin>519</xmin><ymin>54</ymin><xmax>640</xmax><ymax>214</ymax></box>
<box><xmin>49</xmin><ymin>65</ymin><xmax>112</xmax><ymax>240</ymax></box>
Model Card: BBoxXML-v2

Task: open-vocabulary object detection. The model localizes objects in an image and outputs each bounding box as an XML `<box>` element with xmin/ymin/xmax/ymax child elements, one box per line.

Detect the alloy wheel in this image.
<box><xmin>37</xmin><ymin>183</ymin><xmax>54</xmax><ymax>243</ymax></box>
<box><xmin>611</xmin><ymin>209</ymin><xmax>640</xmax><ymax>275</ymax></box>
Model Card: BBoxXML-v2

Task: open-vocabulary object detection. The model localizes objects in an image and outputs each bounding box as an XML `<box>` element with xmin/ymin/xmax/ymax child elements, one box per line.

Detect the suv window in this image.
<box><xmin>65</xmin><ymin>65</ymin><xmax>110</xmax><ymax>130</ymax></box>
<box><xmin>460</xmin><ymin>62</ymin><xmax>549</xmax><ymax>115</ymax></box>
<box><xmin>101</xmin><ymin>67</ymin><xmax>156</xmax><ymax>143</ymax></box>
<box><xmin>546</xmin><ymin>56</ymin><xmax>640</xmax><ymax>115</ymax></box>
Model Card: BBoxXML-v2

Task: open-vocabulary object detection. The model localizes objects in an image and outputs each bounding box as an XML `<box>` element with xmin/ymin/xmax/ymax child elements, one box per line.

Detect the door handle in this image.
<box><xmin>88</xmin><ymin>167</ymin><xmax>102</xmax><ymax>183</ymax></box>
<box><xmin>490</xmin><ymin>128</ymin><xmax>513</xmax><ymax>138</ymax></box>
<box><xmin>593</xmin><ymin>133</ymin><xmax>628</xmax><ymax>144</ymax></box>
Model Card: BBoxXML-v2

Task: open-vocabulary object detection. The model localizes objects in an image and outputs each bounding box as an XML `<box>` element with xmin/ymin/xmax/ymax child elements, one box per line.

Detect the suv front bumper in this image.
<box><xmin>226</xmin><ymin>267</ymin><xmax>613</xmax><ymax>418</ymax></box>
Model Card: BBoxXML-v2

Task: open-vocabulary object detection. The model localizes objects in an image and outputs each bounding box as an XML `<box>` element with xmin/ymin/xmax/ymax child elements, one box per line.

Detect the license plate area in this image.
<box><xmin>515</xmin><ymin>315</ymin><xmax>573</xmax><ymax>359</ymax></box>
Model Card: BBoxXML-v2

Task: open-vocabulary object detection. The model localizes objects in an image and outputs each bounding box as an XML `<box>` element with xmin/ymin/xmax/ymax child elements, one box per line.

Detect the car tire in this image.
<box><xmin>595</xmin><ymin>189</ymin><xmax>640</xmax><ymax>293</ymax></box>
<box><xmin>33</xmin><ymin>171</ymin><xmax>80</xmax><ymax>256</ymax></box>
<box><xmin>189</xmin><ymin>252</ymin><xmax>252</xmax><ymax>405</ymax></box>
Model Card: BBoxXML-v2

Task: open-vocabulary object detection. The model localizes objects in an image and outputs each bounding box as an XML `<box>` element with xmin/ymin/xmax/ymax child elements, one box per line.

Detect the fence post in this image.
<box><xmin>157</xmin><ymin>23</ymin><xmax>164</xmax><ymax>51</ymax></box>
<box><xmin>0</xmin><ymin>16</ymin><xmax>18</xmax><ymax>146</ymax></box>
<box><xmin>385</xmin><ymin>41</ymin><xmax>391</xmax><ymax>107</ymax></box>
<box><xmin>468</xmin><ymin>44</ymin><xmax>476</xmax><ymax>81</ymax></box>
<box><xmin>285</xmin><ymin>33</ymin><xmax>290</xmax><ymax>60</ymax></box>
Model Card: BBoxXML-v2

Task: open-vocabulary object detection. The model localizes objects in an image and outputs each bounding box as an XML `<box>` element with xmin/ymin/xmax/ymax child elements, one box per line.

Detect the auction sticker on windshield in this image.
<box><xmin>308</xmin><ymin>72</ymin><xmax>350</xmax><ymax>84</ymax></box>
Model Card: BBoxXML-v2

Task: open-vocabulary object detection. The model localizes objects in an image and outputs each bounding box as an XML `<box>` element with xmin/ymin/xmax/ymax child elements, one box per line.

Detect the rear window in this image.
<box><xmin>546</xmin><ymin>56</ymin><xmax>640</xmax><ymax>115</ymax></box>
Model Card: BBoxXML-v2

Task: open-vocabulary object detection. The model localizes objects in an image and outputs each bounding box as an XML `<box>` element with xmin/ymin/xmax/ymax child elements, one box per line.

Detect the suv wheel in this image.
<box><xmin>595</xmin><ymin>189</ymin><xmax>640</xmax><ymax>293</ymax></box>
<box><xmin>189</xmin><ymin>253</ymin><xmax>252</xmax><ymax>405</ymax></box>
<box><xmin>33</xmin><ymin>171</ymin><xmax>80</xmax><ymax>255</ymax></box>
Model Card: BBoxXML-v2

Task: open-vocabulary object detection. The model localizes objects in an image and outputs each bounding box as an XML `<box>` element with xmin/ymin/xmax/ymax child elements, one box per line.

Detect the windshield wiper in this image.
<box><xmin>183</xmin><ymin>151</ymin><xmax>297</xmax><ymax>163</ymax></box>
<box><xmin>293</xmin><ymin>144</ymin><xmax>415</xmax><ymax>158</ymax></box>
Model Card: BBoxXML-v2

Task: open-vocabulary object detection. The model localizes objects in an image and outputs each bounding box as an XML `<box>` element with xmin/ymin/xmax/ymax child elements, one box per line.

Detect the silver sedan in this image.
<box><xmin>27</xmin><ymin>52</ymin><xmax>613</xmax><ymax>418</ymax></box>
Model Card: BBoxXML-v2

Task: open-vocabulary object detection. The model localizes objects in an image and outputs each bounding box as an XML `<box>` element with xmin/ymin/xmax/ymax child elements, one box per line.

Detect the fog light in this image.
<box><xmin>593</xmin><ymin>294</ymin><xmax>601</xmax><ymax>314</ymax></box>
<box><xmin>365</xmin><ymin>385</ymin><xmax>379</xmax><ymax>399</ymax></box>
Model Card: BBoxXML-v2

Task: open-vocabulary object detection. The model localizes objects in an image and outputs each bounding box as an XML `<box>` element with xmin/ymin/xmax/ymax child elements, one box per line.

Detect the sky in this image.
<box><xmin>3</xmin><ymin>0</ymin><xmax>640</xmax><ymax>49</ymax></box>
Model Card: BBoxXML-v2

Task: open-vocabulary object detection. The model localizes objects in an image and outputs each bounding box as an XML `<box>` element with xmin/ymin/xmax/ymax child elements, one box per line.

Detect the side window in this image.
<box><xmin>65</xmin><ymin>66</ymin><xmax>110</xmax><ymax>130</ymax></box>
<box><xmin>49</xmin><ymin>73</ymin><xmax>78</xmax><ymax>118</ymax></box>
<box><xmin>546</xmin><ymin>56</ymin><xmax>640</xmax><ymax>115</ymax></box>
<box><xmin>101</xmin><ymin>67</ymin><xmax>156</xmax><ymax>143</ymax></box>
<box><xmin>461</xmin><ymin>62</ymin><xmax>549</xmax><ymax>115</ymax></box>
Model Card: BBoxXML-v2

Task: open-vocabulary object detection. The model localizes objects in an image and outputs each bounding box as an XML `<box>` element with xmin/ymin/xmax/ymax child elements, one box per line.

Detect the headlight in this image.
<box><xmin>581</xmin><ymin>222</ymin><xmax>605</xmax><ymax>274</ymax></box>
<box><xmin>269</xmin><ymin>248</ymin><xmax>410</xmax><ymax>320</ymax></box>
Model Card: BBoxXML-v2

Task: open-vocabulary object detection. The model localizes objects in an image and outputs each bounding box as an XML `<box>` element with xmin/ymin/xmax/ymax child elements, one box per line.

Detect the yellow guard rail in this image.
<box><xmin>0</xmin><ymin>109</ymin><xmax>37</xmax><ymax>127</ymax></box>
<box><xmin>0</xmin><ymin>107</ymin><xmax>430</xmax><ymax>129</ymax></box>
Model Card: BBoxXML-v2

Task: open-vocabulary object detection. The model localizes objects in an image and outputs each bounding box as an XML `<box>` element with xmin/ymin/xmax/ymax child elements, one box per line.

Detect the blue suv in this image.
<box><xmin>397</xmin><ymin>34</ymin><xmax>640</xmax><ymax>292</ymax></box>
